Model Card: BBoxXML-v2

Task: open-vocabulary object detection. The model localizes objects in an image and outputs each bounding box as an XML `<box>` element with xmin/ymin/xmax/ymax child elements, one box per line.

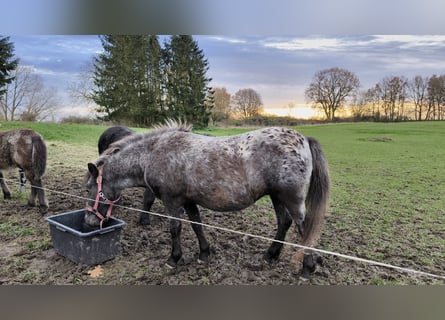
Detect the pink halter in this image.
<box><xmin>85</xmin><ymin>167</ymin><xmax>121</xmax><ymax>228</ymax></box>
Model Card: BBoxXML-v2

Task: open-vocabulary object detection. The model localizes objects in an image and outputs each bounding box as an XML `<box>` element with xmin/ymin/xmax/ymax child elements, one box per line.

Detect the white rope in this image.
<box><xmin>2</xmin><ymin>176</ymin><xmax>445</xmax><ymax>281</ymax></box>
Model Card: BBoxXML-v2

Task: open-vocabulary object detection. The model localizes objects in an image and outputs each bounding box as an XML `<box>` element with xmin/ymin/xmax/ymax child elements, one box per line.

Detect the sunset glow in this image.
<box><xmin>263</xmin><ymin>105</ymin><xmax>320</xmax><ymax>119</ymax></box>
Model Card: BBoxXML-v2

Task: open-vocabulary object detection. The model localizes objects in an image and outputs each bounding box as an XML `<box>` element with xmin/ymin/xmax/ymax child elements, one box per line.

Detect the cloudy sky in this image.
<box><xmin>9</xmin><ymin>34</ymin><xmax>445</xmax><ymax>119</ymax></box>
<box><xmin>4</xmin><ymin>1</ymin><xmax>445</xmax><ymax>119</ymax></box>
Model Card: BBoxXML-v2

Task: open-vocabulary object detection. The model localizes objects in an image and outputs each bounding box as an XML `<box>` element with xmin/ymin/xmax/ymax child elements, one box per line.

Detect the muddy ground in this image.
<box><xmin>0</xmin><ymin>143</ymin><xmax>443</xmax><ymax>285</ymax></box>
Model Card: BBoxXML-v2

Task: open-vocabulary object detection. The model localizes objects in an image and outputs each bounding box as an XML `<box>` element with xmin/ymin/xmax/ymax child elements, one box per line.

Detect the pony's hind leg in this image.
<box><xmin>293</xmin><ymin>203</ymin><xmax>306</xmax><ymax>237</ymax></box>
<box><xmin>184</xmin><ymin>202</ymin><xmax>210</xmax><ymax>263</ymax></box>
<box><xmin>271</xmin><ymin>187</ymin><xmax>307</xmax><ymax>238</ymax></box>
<box><xmin>0</xmin><ymin>171</ymin><xmax>11</xmax><ymax>199</ymax></box>
<box><xmin>27</xmin><ymin>175</ymin><xmax>48</xmax><ymax>214</ymax></box>
<box><xmin>281</xmin><ymin>193</ymin><xmax>306</xmax><ymax>237</ymax></box>
<box><xmin>264</xmin><ymin>195</ymin><xmax>293</xmax><ymax>262</ymax></box>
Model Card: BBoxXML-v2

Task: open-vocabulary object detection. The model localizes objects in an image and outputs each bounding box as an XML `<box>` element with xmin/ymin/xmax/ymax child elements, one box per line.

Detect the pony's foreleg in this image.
<box><xmin>0</xmin><ymin>171</ymin><xmax>11</xmax><ymax>199</ymax></box>
<box><xmin>184</xmin><ymin>203</ymin><xmax>210</xmax><ymax>263</ymax></box>
<box><xmin>166</xmin><ymin>207</ymin><xmax>184</xmax><ymax>268</ymax></box>
<box><xmin>139</xmin><ymin>188</ymin><xmax>155</xmax><ymax>225</ymax></box>
<box><xmin>264</xmin><ymin>195</ymin><xmax>293</xmax><ymax>262</ymax></box>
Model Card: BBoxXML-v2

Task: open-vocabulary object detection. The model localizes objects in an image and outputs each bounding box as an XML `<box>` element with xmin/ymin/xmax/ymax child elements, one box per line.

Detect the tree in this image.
<box><xmin>92</xmin><ymin>35</ymin><xmax>163</xmax><ymax>125</ymax></box>
<box><xmin>351</xmin><ymin>90</ymin><xmax>371</xmax><ymax>120</ymax></box>
<box><xmin>378</xmin><ymin>76</ymin><xmax>408</xmax><ymax>121</ymax></box>
<box><xmin>407</xmin><ymin>75</ymin><xmax>429</xmax><ymax>121</ymax></box>
<box><xmin>305</xmin><ymin>67</ymin><xmax>360</xmax><ymax>120</ymax></box>
<box><xmin>20</xmin><ymin>77</ymin><xmax>58</xmax><ymax>121</ymax></box>
<box><xmin>68</xmin><ymin>61</ymin><xmax>96</xmax><ymax>106</ymax></box>
<box><xmin>231</xmin><ymin>88</ymin><xmax>263</xmax><ymax>119</ymax></box>
<box><xmin>0</xmin><ymin>65</ymin><xmax>57</xmax><ymax>121</ymax></box>
<box><xmin>0</xmin><ymin>36</ymin><xmax>19</xmax><ymax>97</ymax></box>
<box><xmin>286</xmin><ymin>101</ymin><xmax>296</xmax><ymax>117</ymax></box>
<box><xmin>211</xmin><ymin>87</ymin><xmax>231</xmax><ymax>124</ymax></box>
<box><xmin>162</xmin><ymin>35</ymin><xmax>212</xmax><ymax>128</ymax></box>
<box><xmin>426</xmin><ymin>75</ymin><xmax>445</xmax><ymax>120</ymax></box>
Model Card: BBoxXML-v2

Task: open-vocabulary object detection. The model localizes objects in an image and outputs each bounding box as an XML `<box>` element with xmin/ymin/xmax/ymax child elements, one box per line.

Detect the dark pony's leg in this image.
<box><xmin>0</xmin><ymin>171</ymin><xmax>11</xmax><ymax>199</ymax></box>
<box><xmin>184</xmin><ymin>202</ymin><xmax>210</xmax><ymax>263</ymax></box>
<box><xmin>264</xmin><ymin>195</ymin><xmax>293</xmax><ymax>262</ymax></box>
<box><xmin>166</xmin><ymin>206</ymin><xmax>184</xmax><ymax>268</ymax></box>
<box><xmin>139</xmin><ymin>189</ymin><xmax>155</xmax><ymax>225</ymax></box>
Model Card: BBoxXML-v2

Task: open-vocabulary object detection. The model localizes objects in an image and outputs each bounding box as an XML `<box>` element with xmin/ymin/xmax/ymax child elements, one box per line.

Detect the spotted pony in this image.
<box><xmin>84</xmin><ymin>120</ymin><xmax>330</xmax><ymax>276</ymax></box>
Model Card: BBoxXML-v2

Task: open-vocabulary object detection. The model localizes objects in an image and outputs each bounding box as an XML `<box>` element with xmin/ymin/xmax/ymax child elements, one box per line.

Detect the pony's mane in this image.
<box><xmin>152</xmin><ymin>118</ymin><xmax>193</xmax><ymax>133</ymax></box>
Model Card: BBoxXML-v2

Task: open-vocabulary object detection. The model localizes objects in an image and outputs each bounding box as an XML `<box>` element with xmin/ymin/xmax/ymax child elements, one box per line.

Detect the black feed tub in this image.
<box><xmin>45</xmin><ymin>209</ymin><xmax>126</xmax><ymax>265</ymax></box>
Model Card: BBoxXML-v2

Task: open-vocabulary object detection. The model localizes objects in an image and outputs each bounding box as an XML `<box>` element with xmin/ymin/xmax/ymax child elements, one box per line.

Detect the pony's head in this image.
<box><xmin>84</xmin><ymin>162</ymin><xmax>121</xmax><ymax>229</ymax></box>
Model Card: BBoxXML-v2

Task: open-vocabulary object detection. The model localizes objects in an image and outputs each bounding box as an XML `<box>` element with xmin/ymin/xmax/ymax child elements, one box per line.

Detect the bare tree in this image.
<box><xmin>427</xmin><ymin>74</ymin><xmax>445</xmax><ymax>120</ymax></box>
<box><xmin>286</xmin><ymin>101</ymin><xmax>296</xmax><ymax>117</ymax></box>
<box><xmin>68</xmin><ymin>60</ymin><xmax>95</xmax><ymax>105</ymax></box>
<box><xmin>0</xmin><ymin>65</ymin><xmax>57</xmax><ymax>121</ymax></box>
<box><xmin>351</xmin><ymin>90</ymin><xmax>371</xmax><ymax>119</ymax></box>
<box><xmin>0</xmin><ymin>65</ymin><xmax>33</xmax><ymax>120</ymax></box>
<box><xmin>21</xmin><ymin>79</ymin><xmax>58</xmax><ymax>121</ymax></box>
<box><xmin>378</xmin><ymin>76</ymin><xmax>408</xmax><ymax>121</ymax></box>
<box><xmin>305</xmin><ymin>67</ymin><xmax>360</xmax><ymax>120</ymax></box>
<box><xmin>407</xmin><ymin>75</ymin><xmax>429</xmax><ymax>121</ymax></box>
<box><xmin>211</xmin><ymin>87</ymin><xmax>231</xmax><ymax>124</ymax></box>
<box><xmin>231</xmin><ymin>88</ymin><xmax>263</xmax><ymax>119</ymax></box>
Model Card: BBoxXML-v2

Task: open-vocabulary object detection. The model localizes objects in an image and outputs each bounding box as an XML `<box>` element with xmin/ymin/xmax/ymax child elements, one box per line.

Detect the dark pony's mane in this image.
<box><xmin>96</xmin><ymin>119</ymin><xmax>192</xmax><ymax>166</ymax></box>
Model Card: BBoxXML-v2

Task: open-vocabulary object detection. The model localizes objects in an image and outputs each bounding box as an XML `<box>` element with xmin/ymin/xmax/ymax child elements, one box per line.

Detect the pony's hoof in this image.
<box><xmin>39</xmin><ymin>205</ymin><xmax>49</xmax><ymax>215</ymax></box>
<box><xmin>165</xmin><ymin>257</ymin><xmax>181</xmax><ymax>269</ymax></box>
<box><xmin>197</xmin><ymin>255</ymin><xmax>210</xmax><ymax>264</ymax></box>
<box><xmin>263</xmin><ymin>252</ymin><xmax>279</xmax><ymax>264</ymax></box>
<box><xmin>3</xmin><ymin>192</ymin><xmax>11</xmax><ymax>199</ymax></box>
<box><xmin>300</xmin><ymin>266</ymin><xmax>313</xmax><ymax>280</ymax></box>
<box><xmin>138</xmin><ymin>214</ymin><xmax>151</xmax><ymax>226</ymax></box>
<box><xmin>300</xmin><ymin>253</ymin><xmax>322</xmax><ymax>279</ymax></box>
<box><xmin>197</xmin><ymin>250</ymin><xmax>210</xmax><ymax>264</ymax></box>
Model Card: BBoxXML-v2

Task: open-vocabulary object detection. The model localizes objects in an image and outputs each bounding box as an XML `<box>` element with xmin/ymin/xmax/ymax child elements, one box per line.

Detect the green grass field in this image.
<box><xmin>1</xmin><ymin>120</ymin><xmax>444</xmax><ymax>283</ymax></box>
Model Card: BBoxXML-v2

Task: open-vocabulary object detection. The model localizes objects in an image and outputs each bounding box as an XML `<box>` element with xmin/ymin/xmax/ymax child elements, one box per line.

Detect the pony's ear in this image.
<box><xmin>88</xmin><ymin>163</ymin><xmax>99</xmax><ymax>178</ymax></box>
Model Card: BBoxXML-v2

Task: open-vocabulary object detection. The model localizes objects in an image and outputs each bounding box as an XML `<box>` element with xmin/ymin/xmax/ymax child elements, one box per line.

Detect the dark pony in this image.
<box><xmin>97</xmin><ymin>125</ymin><xmax>154</xmax><ymax>225</ymax></box>
<box><xmin>98</xmin><ymin>125</ymin><xmax>134</xmax><ymax>155</ymax></box>
<box><xmin>0</xmin><ymin>129</ymin><xmax>48</xmax><ymax>214</ymax></box>
<box><xmin>85</xmin><ymin>121</ymin><xmax>329</xmax><ymax>276</ymax></box>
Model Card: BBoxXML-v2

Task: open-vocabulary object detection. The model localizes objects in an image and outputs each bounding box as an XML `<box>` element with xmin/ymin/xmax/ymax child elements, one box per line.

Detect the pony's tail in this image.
<box><xmin>294</xmin><ymin>137</ymin><xmax>330</xmax><ymax>267</ymax></box>
<box><xmin>32</xmin><ymin>134</ymin><xmax>47</xmax><ymax>178</ymax></box>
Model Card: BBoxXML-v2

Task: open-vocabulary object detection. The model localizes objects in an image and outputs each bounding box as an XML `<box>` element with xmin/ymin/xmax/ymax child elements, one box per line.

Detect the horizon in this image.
<box><xmin>6</xmin><ymin>34</ymin><xmax>445</xmax><ymax>121</ymax></box>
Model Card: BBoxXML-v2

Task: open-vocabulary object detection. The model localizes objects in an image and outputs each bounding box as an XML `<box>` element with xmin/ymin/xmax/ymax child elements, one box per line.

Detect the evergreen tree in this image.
<box><xmin>0</xmin><ymin>36</ymin><xmax>19</xmax><ymax>97</ymax></box>
<box><xmin>92</xmin><ymin>35</ymin><xmax>162</xmax><ymax>125</ymax></box>
<box><xmin>162</xmin><ymin>35</ymin><xmax>212</xmax><ymax>128</ymax></box>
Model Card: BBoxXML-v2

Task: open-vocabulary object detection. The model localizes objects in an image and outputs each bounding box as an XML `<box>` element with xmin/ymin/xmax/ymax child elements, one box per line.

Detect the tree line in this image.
<box><xmin>305</xmin><ymin>67</ymin><xmax>445</xmax><ymax>122</ymax></box>
<box><xmin>353</xmin><ymin>74</ymin><xmax>445</xmax><ymax>121</ymax></box>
